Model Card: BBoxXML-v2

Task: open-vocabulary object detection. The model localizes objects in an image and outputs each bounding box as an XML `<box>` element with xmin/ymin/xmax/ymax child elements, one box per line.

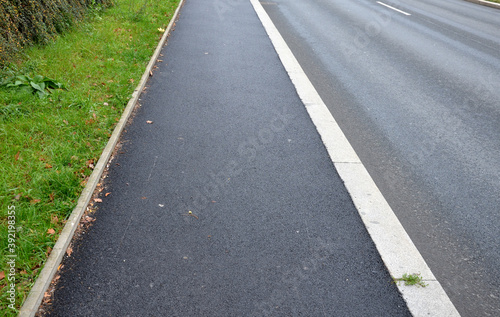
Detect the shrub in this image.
<box><xmin>0</xmin><ymin>0</ymin><xmax>114</xmax><ymax>66</ymax></box>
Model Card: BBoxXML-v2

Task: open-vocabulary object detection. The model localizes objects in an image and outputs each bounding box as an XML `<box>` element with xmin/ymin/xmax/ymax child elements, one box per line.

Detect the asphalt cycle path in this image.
<box><xmin>47</xmin><ymin>0</ymin><xmax>411</xmax><ymax>315</ymax></box>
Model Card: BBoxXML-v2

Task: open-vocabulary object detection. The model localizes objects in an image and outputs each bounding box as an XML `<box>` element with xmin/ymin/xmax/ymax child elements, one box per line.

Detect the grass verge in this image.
<box><xmin>0</xmin><ymin>0</ymin><xmax>179</xmax><ymax>315</ymax></box>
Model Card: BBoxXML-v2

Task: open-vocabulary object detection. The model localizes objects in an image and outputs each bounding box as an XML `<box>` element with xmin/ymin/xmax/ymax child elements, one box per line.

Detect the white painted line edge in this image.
<box><xmin>250</xmin><ymin>0</ymin><xmax>459</xmax><ymax>316</ymax></box>
<box><xmin>17</xmin><ymin>1</ymin><xmax>185</xmax><ymax>316</ymax></box>
<box><xmin>377</xmin><ymin>1</ymin><xmax>412</xmax><ymax>16</ymax></box>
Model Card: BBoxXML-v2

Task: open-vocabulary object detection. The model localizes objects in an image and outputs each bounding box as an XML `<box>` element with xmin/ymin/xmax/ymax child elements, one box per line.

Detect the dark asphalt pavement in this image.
<box><xmin>47</xmin><ymin>0</ymin><xmax>411</xmax><ymax>315</ymax></box>
<box><xmin>260</xmin><ymin>0</ymin><xmax>500</xmax><ymax>315</ymax></box>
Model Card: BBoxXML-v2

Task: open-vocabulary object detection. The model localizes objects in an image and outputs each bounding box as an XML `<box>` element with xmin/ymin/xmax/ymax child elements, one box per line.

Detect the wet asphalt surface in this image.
<box><xmin>260</xmin><ymin>0</ymin><xmax>500</xmax><ymax>315</ymax></box>
<box><xmin>46</xmin><ymin>0</ymin><xmax>411</xmax><ymax>315</ymax></box>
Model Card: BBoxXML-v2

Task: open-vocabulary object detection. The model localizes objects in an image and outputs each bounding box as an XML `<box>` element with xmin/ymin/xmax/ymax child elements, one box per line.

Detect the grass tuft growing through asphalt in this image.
<box><xmin>393</xmin><ymin>273</ymin><xmax>428</xmax><ymax>287</ymax></box>
<box><xmin>0</xmin><ymin>0</ymin><xmax>179</xmax><ymax>314</ymax></box>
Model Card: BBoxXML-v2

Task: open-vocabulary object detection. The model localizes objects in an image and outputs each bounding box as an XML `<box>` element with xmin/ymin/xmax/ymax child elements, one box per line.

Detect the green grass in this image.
<box><xmin>0</xmin><ymin>0</ymin><xmax>179</xmax><ymax>314</ymax></box>
<box><xmin>393</xmin><ymin>273</ymin><xmax>428</xmax><ymax>287</ymax></box>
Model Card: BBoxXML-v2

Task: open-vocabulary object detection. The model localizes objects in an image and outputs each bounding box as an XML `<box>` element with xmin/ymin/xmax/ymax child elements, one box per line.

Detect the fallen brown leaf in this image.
<box><xmin>82</xmin><ymin>216</ymin><xmax>95</xmax><ymax>224</ymax></box>
<box><xmin>51</xmin><ymin>215</ymin><xmax>59</xmax><ymax>224</ymax></box>
<box><xmin>105</xmin><ymin>192</ymin><xmax>111</xmax><ymax>197</ymax></box>
<box><xmin>146</xmin><ymin>120</ymin><xmax>153</xmax><ymax>124</ymax></box>
<box><xmin>86</xmin><ymin>159</ymin><xmax>95</xmax><ymax>170</ymax></box>
<box><xmin>47</xmin><ymin>228</ymin><xmax>55</xmax><ymax>235</ymax></box>
<box><xmin>94</xmin><ymin>198</ymin><xmax>102</xmax><ymax>203</ymax></box>
<box><xmin>0</xmin><ymin>271</ymin><xmax>4</xmax><ymax>280</ymax></box>
<box><xmin>14</xmin><ymin>151</ymin><xmax>20</xmax><ymax>161</ymax></box>
<box><xmin>66</xmin><ymin>247</ymin><xmax>73</xmax><ymax>257</ymax></box>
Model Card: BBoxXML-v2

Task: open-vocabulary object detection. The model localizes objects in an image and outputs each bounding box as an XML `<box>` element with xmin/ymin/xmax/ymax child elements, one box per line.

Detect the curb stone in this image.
<box><xmin>17</xmin><ymin>1</ymin><xmax>185</xmax><ymax>316</ymax></box>
<box><xmin>464</xmin><ymin>0</ymin><xmax>500</xmax><ymax>9</ymax></box>
<box><xmin>249</xmin><ymin>0</ymin><xmax>461</xmax><ymax>316</ymax></box>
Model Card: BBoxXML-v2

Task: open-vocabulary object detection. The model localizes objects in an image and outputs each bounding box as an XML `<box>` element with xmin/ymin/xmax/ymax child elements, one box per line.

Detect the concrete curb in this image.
<box><xmin>464</xmin><ymin>0</ymin><xmax>500</xmax><ymax>9</ymax></box>
<box><xmin>17</xmin><ymin>1</ymin><xmax>184</xmax><ymax>316</ymax></box>
<box><xmin>249</xmin><ymin>0</ymin><xmax>460</xmax><ymax>316</ymax></box>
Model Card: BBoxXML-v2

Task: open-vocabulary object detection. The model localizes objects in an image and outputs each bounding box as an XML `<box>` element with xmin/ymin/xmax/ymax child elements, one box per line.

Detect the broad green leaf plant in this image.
<box><xmin>1</xmin><ymin>75</ymin><xmax>66</xmax><ymax>99</ymax></box>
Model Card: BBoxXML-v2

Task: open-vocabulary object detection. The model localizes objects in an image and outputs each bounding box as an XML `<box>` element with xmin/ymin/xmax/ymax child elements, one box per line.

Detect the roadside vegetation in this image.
<box><xmin>393</xmin><ymin>273</ymin><xmax>428</xmax><ymax>287</ymax></box>
<box><xmin>0</xmin><ymin>0</ymin><xmax>179</xmax><ymax>314</ymax></box>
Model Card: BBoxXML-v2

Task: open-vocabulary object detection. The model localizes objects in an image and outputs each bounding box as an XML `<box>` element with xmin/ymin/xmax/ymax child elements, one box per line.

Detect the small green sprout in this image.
<box><xmin>393</xmin><ymin>273</ymin><xmax>428</xmax><ymax>287</ymax></box>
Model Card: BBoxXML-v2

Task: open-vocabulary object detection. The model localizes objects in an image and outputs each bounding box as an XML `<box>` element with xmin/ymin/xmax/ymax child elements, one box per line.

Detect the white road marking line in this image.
<box><xmin>377</xmin><ymin>1</ymin><xmax>412</xmax><ymax>15</ymax></box>
<box><xmin>249</xmin><ymin>0</ymin><xmax>460</xmax><ymax>316</ymax></box>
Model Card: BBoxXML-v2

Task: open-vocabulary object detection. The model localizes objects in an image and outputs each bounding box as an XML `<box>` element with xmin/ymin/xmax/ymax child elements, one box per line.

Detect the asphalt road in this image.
<box><xmin>46</xmin><ymin>0</ymin><xmax>411</xmax><ymax>315</ymax></box>
<box><xmin>261</xmin><ymin>0</ymin><xmax>500</xmax><ymax>316</ymax></box>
